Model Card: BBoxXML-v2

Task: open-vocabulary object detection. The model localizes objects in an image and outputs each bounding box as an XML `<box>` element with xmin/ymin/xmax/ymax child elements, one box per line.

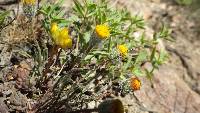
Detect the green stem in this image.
<box><xmin>107</xmin><ymin>36</ymin><xmax>111</xmax><ymax>52</ymax></box>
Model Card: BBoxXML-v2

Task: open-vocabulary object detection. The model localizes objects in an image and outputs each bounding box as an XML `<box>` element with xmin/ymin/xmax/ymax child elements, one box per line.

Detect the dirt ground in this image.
<box><xmin>0</xmin><ymin>0</ymin><xmax>200</xmax><ymax>113</ymax></box>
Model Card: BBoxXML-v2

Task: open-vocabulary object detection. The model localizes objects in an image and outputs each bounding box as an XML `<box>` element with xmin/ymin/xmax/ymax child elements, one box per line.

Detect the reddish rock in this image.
<box><xmin>134</xmin><ymin>64</ymin><xmax>200</xmax><ymax>113</ymax></box>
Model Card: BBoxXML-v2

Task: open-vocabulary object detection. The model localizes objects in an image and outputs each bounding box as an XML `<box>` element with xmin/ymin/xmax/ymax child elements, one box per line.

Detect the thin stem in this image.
<box><xmin>107</xmin><ymin>36</ymin><xmax>111</xmax><ymax>52</ymax></box>
<box><xmin>75</xmin><ymin>34</ymin><xmax>80</xmax><ymax>55</ymax></box>
<box><xmin>53</xmin><ymin>60</ymin><xmax>68</xmax><ymax>88</ymax></box>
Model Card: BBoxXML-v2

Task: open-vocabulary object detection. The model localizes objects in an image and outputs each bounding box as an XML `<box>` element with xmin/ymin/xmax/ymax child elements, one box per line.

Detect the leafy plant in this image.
<box><xmin>30</xmin><ymin>0</ymin><xmax>173</xmax><ymax>112</ymax></box>
<box><xmin>0</xmin><ymin>11</ymin><xmax>10</xmax><ymax>29</ymax></box>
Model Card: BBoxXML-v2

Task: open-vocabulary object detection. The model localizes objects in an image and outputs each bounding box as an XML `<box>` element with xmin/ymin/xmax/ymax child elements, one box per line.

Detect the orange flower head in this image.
<box><xmin>130</xmin><ymin>77</ymin><xmax>141</xmax><ymax>91</ymax></box>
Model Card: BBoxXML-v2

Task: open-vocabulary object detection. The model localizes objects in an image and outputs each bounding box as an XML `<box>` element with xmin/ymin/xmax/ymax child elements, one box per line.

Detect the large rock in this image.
<box><xmin>134</xmin><ymin>63</ymin><xmax>200</xmax><ymax>113</ymax></box>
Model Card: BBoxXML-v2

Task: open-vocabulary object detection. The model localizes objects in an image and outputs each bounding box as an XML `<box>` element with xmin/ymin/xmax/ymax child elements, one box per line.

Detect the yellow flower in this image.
<box><xmin>50</xmin><ymin>23</ymin><xmax>59</xmax><ymax>41</ymax></box>
<box><xmin>59</xmin><ymin>28</ymin><xmax>69</xmax><ymax>39</ymax></box>
<box><xmin>61</xmin><ymin>38</ymin><xmax>72</xmax><ymax>49</ymax></box>
<box><xmin>50</xmin><ymin>23</ymin><xmax>72</xmax><ymax>49</ymax></box>
<box><xmin>59</xmin><ymin>28</ymin><xmax>72</xmax><ymax>49</ymax></box>
<box><xmin>22</xmin><ymin>0</ymin><xmax>36</xmax><ymax>5</ymax></box>
<box><xmin>95</xmin><ymin>24</ymin><xmax>110</xmax><ymax>39</ymax></box>
<box><xmin>117</xmin><ymin>44</ymin><xmax>128</xmax><ymax>57</ymax></box>
<box><xmin>130</xmin><ymin>77</ymin><xmax>141</xmax><ymax>91</ymax></box>
<box><xmin>50</xmin><ymin>23</ymin><xmax>58</xmax><ymax>34</ymax></box>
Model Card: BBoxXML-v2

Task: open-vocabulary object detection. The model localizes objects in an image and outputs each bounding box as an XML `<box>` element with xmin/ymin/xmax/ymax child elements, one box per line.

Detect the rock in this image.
<box><xmin>0</xmin><ymin>46</ymin><xmax>11</xmax><ymax>67</ymax></box>
<box><xmin>0</xmin><ymin>98</ymin><xmax>9</xmax><ymax>113</ymax></box>
<box><xmin>0</xmin><ymin>82</ymin><xmax>28</xmax><ymax>112</ymax></box>
<box><xmin>120</xmin><ymin>95</ymin><xmax>150</xmax><ymax>113</ymax></box>
<box><xmin>88</xmin><ymin>101</ymin><xmax>96</xmax><ymax>109</ymax></box>
<box><xmin>134</xmin><ymin>64</ymin><xmax>200</xmax><ymax>113</ymax></box>
<box><xmin>9</xmin><ymin>89</ymin><xmax>27</xmax><ymax>112</ymax></box>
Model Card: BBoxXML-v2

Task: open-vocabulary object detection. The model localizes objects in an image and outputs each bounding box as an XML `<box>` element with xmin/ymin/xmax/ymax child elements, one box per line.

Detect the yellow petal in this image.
<box><xmin>50</xmin><ymin>23</ymin><xmax>58</xmax><ymax>33</ymax></box>
<box><xmin>22</xmin><ymin>0</ymin><xmax>36</xmax><ymax>5</ymax></box>
<box><xmin>50</xmin><ymin>23</ymin><xmax>60</xmax><ymax>43</ymax></box>
<box><xmin>50</xmin><ymin>24</ymin><xmax>72</xmax><ymax>49</ymax></box>
<box><xmin>60</xmin><ymin>38</ymin><xmax>72</xmax><ymax>49</ymax></box>
<box><xmin>117</xmin><ymin>44</ymin><xmax>128</xmax><ymax>57</ymax></box>
<box><xmin>95</xmin><ymin>24</ymin><xmax>110</xmax><ymax>39</ymax></box>
<box><xmin>59</xmin><ymin>28</ymin><xmax>69</xmax><ymax>38</ymax></box>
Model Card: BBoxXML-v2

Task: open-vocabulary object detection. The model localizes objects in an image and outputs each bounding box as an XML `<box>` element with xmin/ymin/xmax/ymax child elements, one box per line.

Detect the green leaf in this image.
<box><xmin>69</xmin><ymin>15</ymin><xmax>80</xmax><ymax>22</ymax></box>
<box><xmin>123</xmin><ymin>56</ymin><xmax>132</xmax><ymax>70</ymax></box>
<box><xmin>56</xmin><ymin>10</ymin><xmax>66</xmax><ymax>18</ymax></box>
<box><xmin>88</xmin><ymin>4</ymin><xmax>96</xmax><ymax>11</ymax></box>
<box><xmin>133</xmin><ymin>67</ymin><xmax>144</xmax><ymax>76</ymax></box>
<box><xmin>101</xmin><ymin>12</ymin><xmax>107</xmax><ymax>23</ymax></box>
<box><xmin>157</xmin><ymin>50</ymin><xmax>168</xmax><ymax>64</ymax></box>
<box><xmin>135</xmin><ymin>50</ymin><xmax>148</xmax><ymax>65</ymax></box>
<box><xmin>84</xmin><ymin>55</ymin><xmax>94</xmax><ymax>60</ymax></box>
<box><xmin>0</xmin><ymin>11</ymin><xmax>10</xmax><ymax>24</ymax></box>
<box><xmin>83</xmin><ymin>32</ymin><xmax>91</xmax><ymax>44</ymax></box>
<box><xmin>92</xmin><ymin>51</ymin><xmax>109</xmax><ymax>56</ymax></box>
<box><xmin>145</xmin><ymin>69</ymin><xmax>153</xmax><ymax>81</ymax></box>
<box><xmin>73</xmin><ymin>0</ymin><xmax>85</xmax><ymax>17</ymax></box>
<box><xmin>150</xmin><ymin>46</ymin><xmax>156</xmax><ymax>62</ymax></box>
<box><xmin>132</xmin><ymin>15</ymin><xmax>145</xmax><ymax>29</ymax></box>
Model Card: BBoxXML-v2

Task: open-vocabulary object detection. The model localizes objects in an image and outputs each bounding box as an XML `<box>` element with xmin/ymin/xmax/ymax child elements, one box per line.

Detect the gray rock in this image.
<box><xmin>0</xmin><ymin>98</ymin><xmax>9</xmax><ymax>113</ymax></box>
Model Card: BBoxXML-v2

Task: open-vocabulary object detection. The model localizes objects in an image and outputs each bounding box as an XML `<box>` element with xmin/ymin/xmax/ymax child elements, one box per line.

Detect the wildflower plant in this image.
<box><xmin>22</xmin><ymin>0</ymin><xmax>37</xmax><ymax>18</ymax></box>
<box><xmin>19</xmin><ymin>0</ymin><xmax>172</xmax><ymax>112</ymax></box>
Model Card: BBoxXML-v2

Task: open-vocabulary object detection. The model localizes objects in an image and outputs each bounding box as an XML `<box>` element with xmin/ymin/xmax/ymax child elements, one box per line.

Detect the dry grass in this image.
<box><xmin>0</xmin><ymin>14</ymin><xmax>44</xmax><ymax>45</ymax></box>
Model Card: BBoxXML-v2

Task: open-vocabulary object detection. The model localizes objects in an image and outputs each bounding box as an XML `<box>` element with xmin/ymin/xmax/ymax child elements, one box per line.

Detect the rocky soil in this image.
<box><xmin>0</xmin><ymin>0</ymin><xmax>200</xmax><ymax>113</ymax></box>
